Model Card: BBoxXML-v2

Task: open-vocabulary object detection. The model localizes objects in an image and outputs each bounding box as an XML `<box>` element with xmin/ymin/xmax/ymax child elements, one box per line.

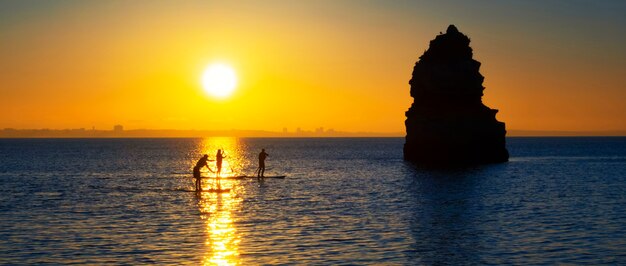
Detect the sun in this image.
<box><xmin>201</xmin><ymin>63</ymin><xmax>237</xmax><ymax>99</ymax></box>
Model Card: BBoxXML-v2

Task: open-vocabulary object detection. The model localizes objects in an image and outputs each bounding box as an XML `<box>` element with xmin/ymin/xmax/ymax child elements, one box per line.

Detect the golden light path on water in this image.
<box><xmin>195</xmin><ymin>138</ymin><xmax>246</xmax><ymax>265</ymax></box>
<box><xmin>198</xmin><ymin>190</ymin><xmax>241</xmax><ymax>265</ymax></box>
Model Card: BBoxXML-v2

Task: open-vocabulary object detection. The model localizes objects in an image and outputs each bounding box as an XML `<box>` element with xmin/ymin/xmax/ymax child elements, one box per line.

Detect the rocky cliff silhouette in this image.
<box><xmin>404</xmin><ymin>25</ymin><xmax>509</xmax><ymax>165</ymax></box>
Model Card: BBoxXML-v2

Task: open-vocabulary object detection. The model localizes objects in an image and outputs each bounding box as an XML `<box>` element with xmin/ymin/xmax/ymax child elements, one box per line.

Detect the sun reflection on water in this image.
<box><xmin>195</xmin><ymin>137</ymin><xmax>245</xmax><ymax>265</ymax></box>
<box><xmin>198</xmin><ymin>191</ymin><xmax>242</xmax><ymax>265</ymax></box>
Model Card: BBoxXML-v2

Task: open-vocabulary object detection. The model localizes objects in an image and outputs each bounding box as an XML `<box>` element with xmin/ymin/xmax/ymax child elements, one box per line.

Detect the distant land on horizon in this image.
<box><xmin>1</xmin><ymin>128</ymin><xmax>625</xmax><ymax>138</ymax></box>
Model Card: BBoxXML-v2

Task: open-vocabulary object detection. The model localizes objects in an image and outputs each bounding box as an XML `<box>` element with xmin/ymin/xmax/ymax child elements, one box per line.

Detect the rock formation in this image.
<box><xmin>404</xmin><ymin>25</ymin><xmax>509</xmax><ymax>165</ymax></box>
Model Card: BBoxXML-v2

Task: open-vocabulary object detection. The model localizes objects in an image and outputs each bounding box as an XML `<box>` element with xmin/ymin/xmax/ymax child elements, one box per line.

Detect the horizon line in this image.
<box><xmin>1</xmin><ymin>128</ymin><xmax>625</xmax><ymax>138</ymax></box>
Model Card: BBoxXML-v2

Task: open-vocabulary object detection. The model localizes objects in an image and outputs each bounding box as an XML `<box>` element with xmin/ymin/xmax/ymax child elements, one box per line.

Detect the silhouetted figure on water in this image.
<box><xmin>257</xmin><ymin>149</ymin><xmax>269</xmax><ymax>178</ymax></box>
<box><xmin>193</xmin><ymin>154</ymin><xmax>213</xmax><ymax>191</ymax></box>
<box><xmin>216</xmin><ymin>149</ymin><xmax>226</xmax><ymax>177</ymax></box>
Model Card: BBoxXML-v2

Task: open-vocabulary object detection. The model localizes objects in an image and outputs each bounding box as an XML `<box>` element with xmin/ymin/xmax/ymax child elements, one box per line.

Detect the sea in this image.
<box><xmin>0</xmin><ymin>137</ymin><xmax>625</xmax><ymax>265</ymax></box>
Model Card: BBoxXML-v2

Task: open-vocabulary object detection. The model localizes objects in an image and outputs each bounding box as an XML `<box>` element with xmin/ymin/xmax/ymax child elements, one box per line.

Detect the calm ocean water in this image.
<box><xmin>0</xmin><ymin>137</ymin><xmax>625</xmax><ymax>265</ymax></box>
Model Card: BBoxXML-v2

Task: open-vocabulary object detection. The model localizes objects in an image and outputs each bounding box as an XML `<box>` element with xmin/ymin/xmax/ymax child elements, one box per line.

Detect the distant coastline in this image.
<box><xmin>0</xmin><ymin>128</ymin><xmax>401</xmax><ymax>138</ymax></box>
<box><xmin>1</xmin><ymin>128</ymin><xmax>624</xmax><ymax>138</ymax></box>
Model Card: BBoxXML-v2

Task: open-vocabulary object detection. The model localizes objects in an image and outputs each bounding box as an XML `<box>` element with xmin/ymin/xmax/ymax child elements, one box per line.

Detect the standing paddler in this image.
<box><xmin>216</xmin><ymin>149</ymin><xmax>226</xmax><ymax>177</ymax></box>
<box><xmin>257</xmin><ymin>149</ymin><xmax>269</xmax><ymax>178</ymax></box>
<box><xmin>215</xmin><ymin>149</ymin><xmax>227</xmax><ymax>189</ymax></box>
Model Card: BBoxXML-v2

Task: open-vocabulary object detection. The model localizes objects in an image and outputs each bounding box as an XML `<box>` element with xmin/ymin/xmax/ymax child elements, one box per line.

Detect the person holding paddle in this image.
<box><xmin>216</xmin><ymin>149</ymin><xmax>226</xmax><ymax>177</ymax></box>
<box><xmin>257</xmin><ymin>149</ymin><xmax>269</xmax><ymax>178</ymax></box>
<box><xmin>213</xmin><ymin>149</ymin><xmax>227</xmax><ymax>190</ymax></box>
<box><xmin>193</xmin><ymin>154</ymin><xmax>213</xmax><ymax>191</ymax></box>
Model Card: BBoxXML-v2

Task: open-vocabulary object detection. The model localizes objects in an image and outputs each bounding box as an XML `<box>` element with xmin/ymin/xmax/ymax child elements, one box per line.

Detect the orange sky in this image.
<box><xmin>1</xmin><ymin>1</ymin><xmax>625</xmax><ymax>133</ymax></box>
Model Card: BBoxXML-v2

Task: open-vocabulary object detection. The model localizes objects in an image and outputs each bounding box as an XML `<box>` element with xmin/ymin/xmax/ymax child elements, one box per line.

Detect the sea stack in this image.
<box><xmin>404</xmin><ymin>25</ymin><xmax>509</xmax><ymax>165</ymax></box>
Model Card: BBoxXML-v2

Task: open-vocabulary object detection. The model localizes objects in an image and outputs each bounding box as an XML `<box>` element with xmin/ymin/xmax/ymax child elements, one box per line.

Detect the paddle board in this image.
<box><xmin>198</xmin><ymin>188</ymin><xmax>231</xmax><ymax>193</ymax></box>
<box><xmin>251</xmin><ymin>175</ymin><xmax>286</xmax><ymax>179</ymax></box>
<box><xmin>199</xmin><ymin>175</ymin><xmax>286</xmax><ymax>180</ymax></box>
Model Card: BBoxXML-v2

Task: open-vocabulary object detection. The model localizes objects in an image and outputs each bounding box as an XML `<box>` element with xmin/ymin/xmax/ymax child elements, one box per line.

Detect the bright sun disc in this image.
<box><xmin>202</xmin><ymin>64</ymin><xmax>237</xmax><ymax>98</ymax></box>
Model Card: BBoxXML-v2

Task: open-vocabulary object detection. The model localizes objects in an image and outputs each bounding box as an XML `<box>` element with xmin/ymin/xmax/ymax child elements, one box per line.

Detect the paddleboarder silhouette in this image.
<box><xmin>193</xmin><ymin>154</ymin><xmax>213</xmax><ymax>191</ymax></box>
<box><xmin>212</xmin><ymin>149</ymin><xmax>227</xmax><ymax>190</ymax></box>
<box><xmin>216</xmin><ymin>149</ymin><xmax>226</xmax><ymax>177</ymax></box>
<box><xmin>257</xmin><ymin>149</ymin><xmax>269</xmax><ymax>178</ymax></box>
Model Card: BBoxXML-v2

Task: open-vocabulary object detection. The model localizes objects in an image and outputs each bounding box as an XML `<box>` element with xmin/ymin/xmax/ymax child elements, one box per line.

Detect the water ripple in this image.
<box><xmin>0</xmin><ymin>137</ymin><xmax>625</xmax><ymax>264</ymax></box>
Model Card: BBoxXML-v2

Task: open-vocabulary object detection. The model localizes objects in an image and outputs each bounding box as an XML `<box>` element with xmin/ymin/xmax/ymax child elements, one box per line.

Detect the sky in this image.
<box><xmin>1</xmin><ymin>0</ymin><xmax>625</xmax><ymax>134</ymax></box>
